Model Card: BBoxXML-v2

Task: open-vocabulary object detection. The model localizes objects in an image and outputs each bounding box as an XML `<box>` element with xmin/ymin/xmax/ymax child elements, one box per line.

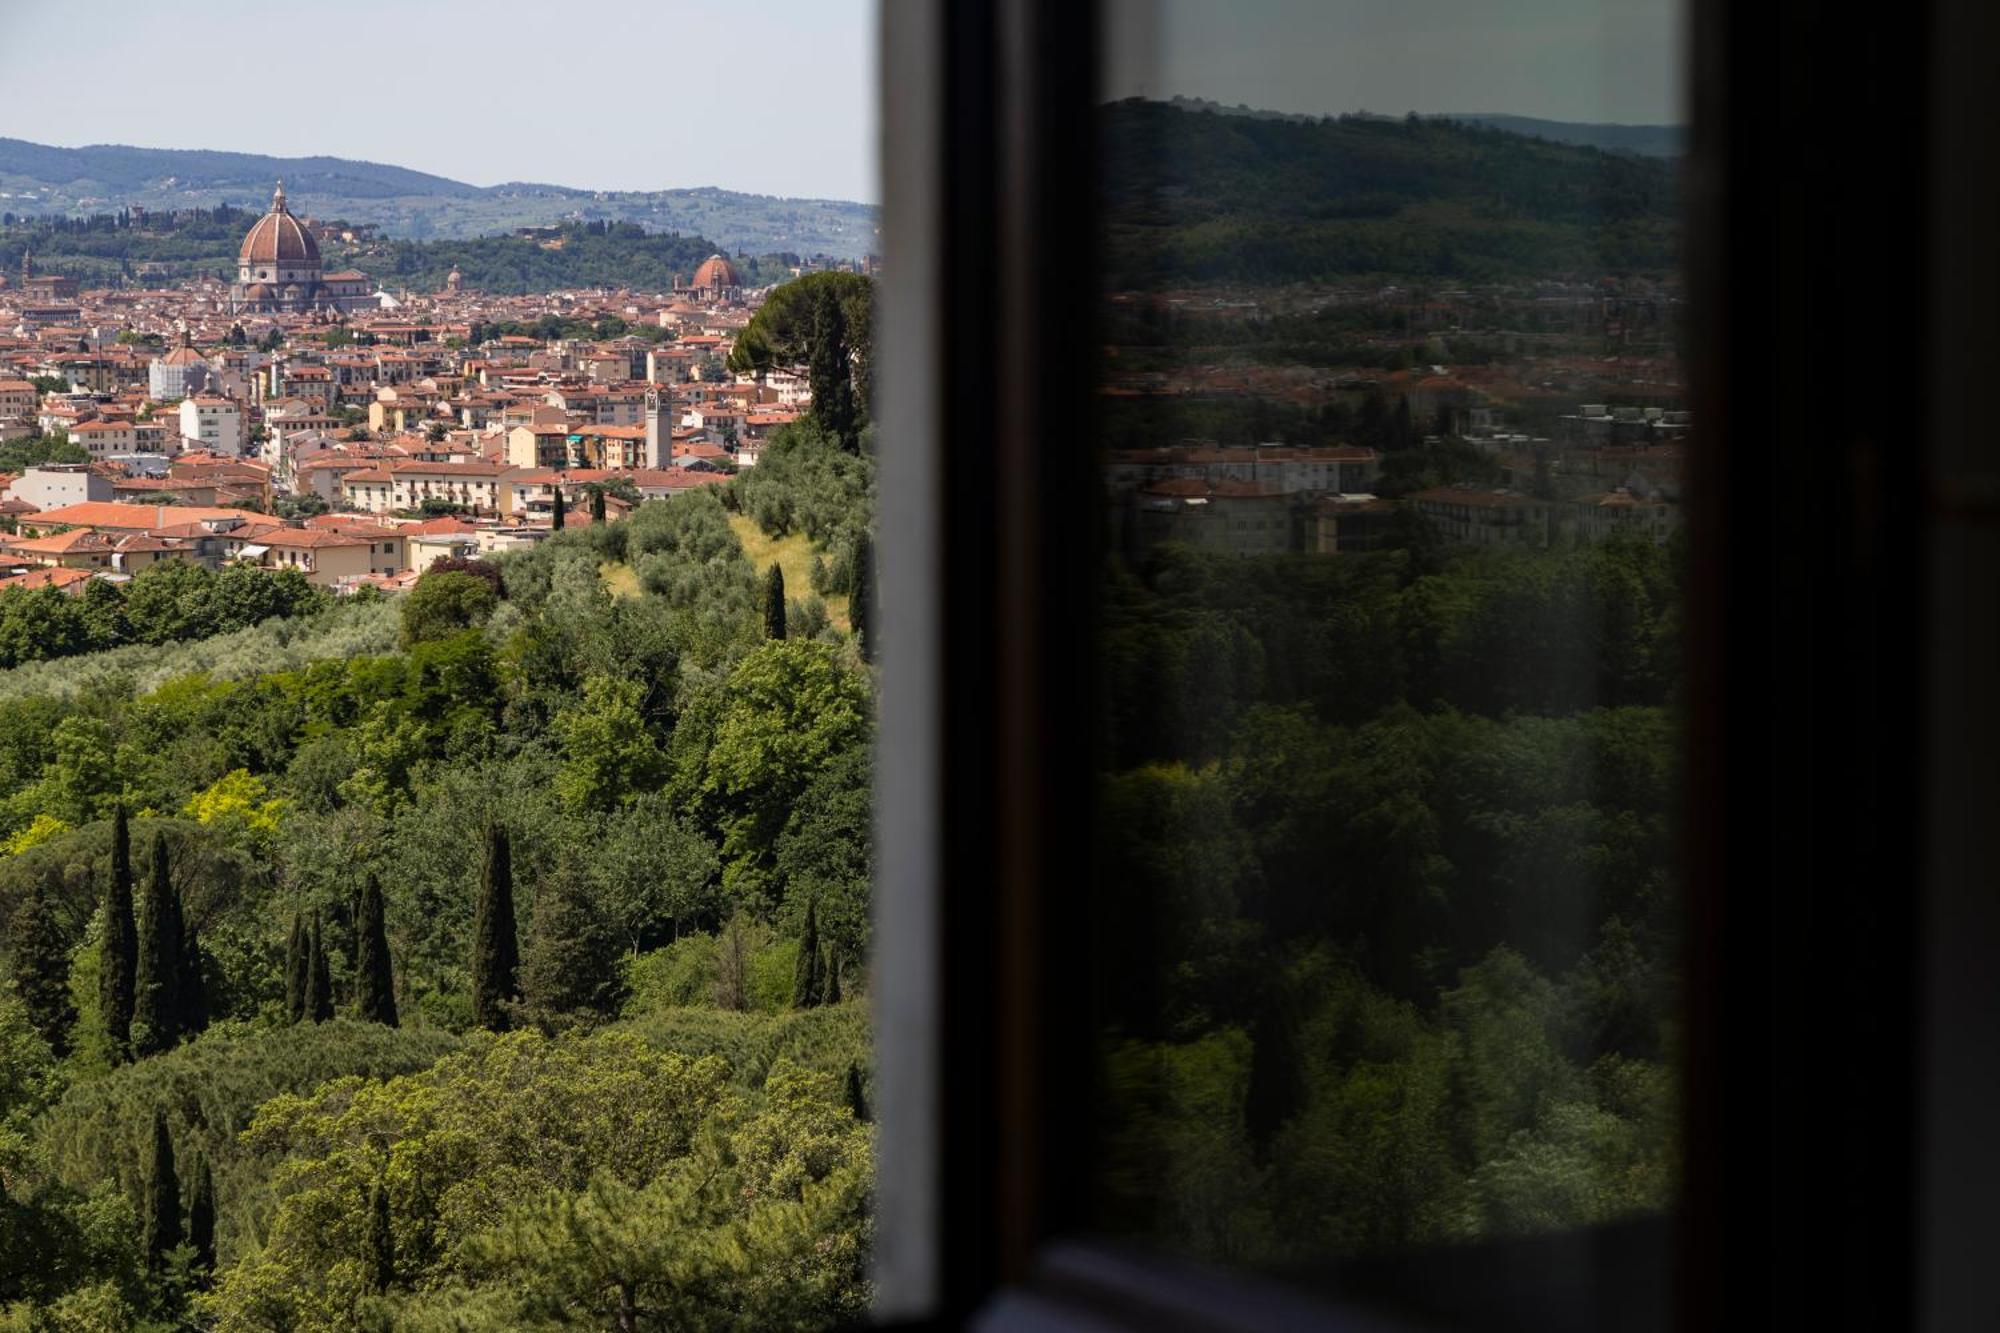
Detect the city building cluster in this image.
<box><xmin>0</xmin><ymin>185</ymin><xmax>797</xmax><ymax>592</ymax></box>
<box><xmin>1100</xmin><ymin>279</ymin><xmax>1688</xmax><ymax>558</ymax></box>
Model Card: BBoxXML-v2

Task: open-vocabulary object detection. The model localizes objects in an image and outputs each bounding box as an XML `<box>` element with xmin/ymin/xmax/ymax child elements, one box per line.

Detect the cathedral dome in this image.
<box><xmin>693</xmin><ymin>254</ymin><xmax>740</xmax><ymax>289</ymax></box>
<box><xmin>239</xmin><ymin>182</ymin><xmax>321</xmax><ymax>266</ymax></box>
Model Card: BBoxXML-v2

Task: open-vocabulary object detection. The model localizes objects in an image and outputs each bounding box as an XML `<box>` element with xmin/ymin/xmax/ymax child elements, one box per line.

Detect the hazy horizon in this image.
<box><xmin>0</xmin><ymin>0</ymin><xmax>879</xmax><ymax>203</ymax></box>
<box><xmin>1</xmin><ymin>0</ymin><xmax>1683</xmax><ymax>208</ymax></box>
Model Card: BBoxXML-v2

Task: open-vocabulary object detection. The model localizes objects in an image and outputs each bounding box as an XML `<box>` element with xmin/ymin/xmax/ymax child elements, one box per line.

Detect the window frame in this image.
<box><xmin>871</xmin><ymin>0</ymin><xmax>1952</xmax><ymax>1327</ymax></box>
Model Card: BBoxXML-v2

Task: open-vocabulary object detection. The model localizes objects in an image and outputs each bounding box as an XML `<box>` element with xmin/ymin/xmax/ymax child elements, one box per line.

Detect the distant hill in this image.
<box><xmin>1103</xmin><ymin>98</ymin><xmax>1680</xmax><ymax>285</ymax></box>
<box><xmin>0</xmin><ymin>139</ymin><xmax>877</xmax><ymax>258</ymax></box>
<box><xmin>1439</xmin><ymin>114</ymin><xmax>1681</xmax><ymax>158</ymax></box>
<box><xmin>1162</xmin><ymin>99</ymin><xmax>1682</xmax><ymax>159</ymax></box>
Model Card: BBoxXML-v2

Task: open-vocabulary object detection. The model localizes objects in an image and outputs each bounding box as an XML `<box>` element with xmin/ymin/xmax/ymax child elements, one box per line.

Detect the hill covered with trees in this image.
<box><xmin>0</xmin><ymin>139</ymin><xmax>876</xmax><ymax>256</ymax></box>
<box><xmin>0</xmin><ymin>214</ymin><xmax>801</xmax><ymax>294</ymax></box>
<box><xmin>1101</xmin><ymin>98</ymin><xmax>1681</xmax><ymax>284</ymax></box>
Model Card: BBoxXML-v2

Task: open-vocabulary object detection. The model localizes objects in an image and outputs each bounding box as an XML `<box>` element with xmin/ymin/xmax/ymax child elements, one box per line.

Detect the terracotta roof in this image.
<box><xmin>1140</xmin><ymin>478</ymin><xmax>1285</xmax><ymax>500</ymax></box>
<box><xmin>28</xmin><ymin>501</ymin><xmax>255</xmax><ymax>529</ymax></box>
<box><xmin>0</xmin><ymin>566</ymin><xmax>94</xmax><ymax>592</ymax></box>
<box><xmin>239</xmin><ymin>184</ymin><xmax>320</xmax><ymax>266</ymax></box>
<box><xmin>258</xmin><ymin>528</ymin><xmax>376</xmax><ymax>549</ymax></box>
<box><xmin>402</xmin><ymin>516</ymin><xmax>483</xmax><ymax>535</ymax></box>
<box><xmin>6</xmin><ymin>528</ymin><xmax>116</xmax><ymax>554</ymax></box>
<box><xmin>692</xmin><ymin>255</ymin><xmax>742</xmax><ymax>288</ymax></box>
<box><xmin>1407</xmin><ymin>486</ymin><xmax>1547</xmax><ymax>510</ymax></box>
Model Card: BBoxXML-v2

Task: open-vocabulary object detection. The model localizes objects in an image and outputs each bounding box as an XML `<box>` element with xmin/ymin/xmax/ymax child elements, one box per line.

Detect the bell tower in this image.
<box><xmin>644</xmin><ymin>386</ymin><xmax>673</xmax><ymax>470</ymax></box>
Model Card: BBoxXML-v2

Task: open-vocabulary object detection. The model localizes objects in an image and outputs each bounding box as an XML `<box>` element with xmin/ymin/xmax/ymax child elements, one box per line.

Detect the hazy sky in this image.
<box><xmin>0</xmin><ymin>1</ymin><xmax>1680</xmax><ymax>208</ymax></box>
<box><xmin>1104</xmin><ymin>0</ymin><xmax>1684</xmax><ymax>126</ymax></box>
<box><xmin>0</xmin><ymin>0</ymin><xmax>879</xmax><ymax>201</ymax></box>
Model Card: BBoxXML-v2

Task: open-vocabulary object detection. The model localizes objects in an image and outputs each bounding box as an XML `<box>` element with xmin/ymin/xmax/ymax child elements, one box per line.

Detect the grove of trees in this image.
<box><xmin>0</xmin><ymin>476</ymin><xmax>875</xmax><ymax>1328</ymax></box>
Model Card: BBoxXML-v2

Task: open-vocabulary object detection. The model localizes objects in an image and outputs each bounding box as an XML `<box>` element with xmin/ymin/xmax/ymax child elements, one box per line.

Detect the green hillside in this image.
<box><xmin>0</xmin><ymin>218</ymin><xmax>766</xmax><ymax>294</ymax></box>
<box><xmin>1102</xmin><ymin>99</ymin><xmax>1681</xmax><ymax>285</ymax></box>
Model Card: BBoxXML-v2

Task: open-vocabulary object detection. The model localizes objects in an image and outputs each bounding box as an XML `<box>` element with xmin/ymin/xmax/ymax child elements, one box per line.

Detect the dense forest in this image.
<box><xmin>1100</xmin><ymin>99</ymin><xmax>1681</xmax><ymax>285</ymax></box>
<box><xmin>1089</xmin><ymin>534</ymin><xmax>1683</xmax><ymax>1262</ymax></box>
<box><xmin>0</xmin><ymin>423</ymin><xmax>879</xmax><ymax>1329</ymax></box>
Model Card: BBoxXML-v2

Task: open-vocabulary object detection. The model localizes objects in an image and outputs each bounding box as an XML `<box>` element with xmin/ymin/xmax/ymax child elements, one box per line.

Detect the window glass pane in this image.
<box><xmin>1090</xmin><ymin>0</ymin><xmax>1686</xmax><ymax>1278</ymax></box>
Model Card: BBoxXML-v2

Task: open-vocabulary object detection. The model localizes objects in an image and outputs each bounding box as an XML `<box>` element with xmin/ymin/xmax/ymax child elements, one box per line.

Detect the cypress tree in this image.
<box><xmin>1244</xmin><ymin>978</ymin><xmax>1307</xmax><ymax>1151</ymax></box>
<box><xmin>824</xmin><ymin>946</ymin><xmax>842</xmax><ymax>1006</ymax></box>
<box><xmin>354</xmin><ymin>874</ymin><xmax>398</xmax><ymax>1027</ymax></box>
<box><xmin>849</xmin><ymin>532</ymin><xmax>874</xmax><ymax>664</ymax></box>
<box><xmin>792</xmin><ymin>899</ymin><xmax>823</xmax><ymax>1009</ymax></box>
<box><xmin>141</xmin><ymin>1109</ymin><xmax>181</xmax><ymax>1272</ymax></box>
<box><xmin>179</xmin><ymin>917</ymin><xmax>208</xmax><ymax>1040</ymax></box>
<box><xmin>762</xmin><ymin>563</ymin><xmax>787</xmax><ymax>640</ymax></box>
<box><xmin>366</xmin><ymin>1181</ymin><xmax>395</xmax><ymax>1294</ymax></box>
<box><xmin>186</xmin><ymin>1153</ymin><xmax>216</xmax><ymax>1282</ymax></box>
<box><xmin>551</xmin><ymin>485</ymin><xmax>566</xmax><ymax>531</ymax></box>
<box><xmin>305</xmin><ymin>912</ymin><xmax>334</xmax><ymax>1023</ymax></box>
<box><xmin>471</xmin><ymin>825</ymin><xmax>519</xmax><ymax>1031</ymax></box>
<box><xmin>844</xmin><ymin>1060</ymin><xmax>870</xmax><ymax>1123</ymax></box>
<box><xmin>131</xmin><ymin>833</ymin><xmax>181</xmax><ymax>1056</ymax></box>
<box><xmin>100</xmin><ymin>805</ymin><xmax>137</xmax><ymax>1063</ymax></box>
<box><xmin>808</xmin><ymin>287</ymin><xmax>858</xmax><ymax>449</ymax></box>
<box><xmin>712</xmin><ymin>916</ymin><xmax>749</xmax><ymax>1012</ymax></box>
<box><xmin>589</xmin><ymin>486</ymin><xmax>607</xmax><ymax>524</ymax></box>
<box><xmin>283</xmin><ymin>911</ymin><xmax>308</xmax><ymax>1025</ymax></box>
<box><xmin>10</xmin><ymin>873</ymin><xmax>76</xmax><ymax>1057</ymax></box>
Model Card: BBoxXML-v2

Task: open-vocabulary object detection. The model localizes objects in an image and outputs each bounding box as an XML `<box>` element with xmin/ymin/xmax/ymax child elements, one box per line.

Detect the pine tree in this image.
<box><xmin>551</xmin><ymin>485</ymin><xmax>566</xmax><ymax>531</ymax></box>
<box><xmin>141</xmin><ymin>1109</ymin><xmax>181</xmax><ymax>1272</ymax></box>
<box><xmin>131</xmin><ymin>833</ymin><xmax>181</xmax><ymax>1057</ymax></box>
<box><xmin>354</xmin><ymin>874</ymin><xmax>398</xmax><ymax>1027</ymax></box>
<box><xmin>179</xmin><ymin>917</ymin><xmax>208</xmax><ymax>1040</ymax></box>
<box><xmin>849</xmin><ymin>531</ymin><xmax>874</xmax><ymax>664</ymax></box>
<box><xmin>471</xmin><ymin>825</ymin><xmax>519</xmax><ymax>1031</ymax></box>
<box><xmin>283</xmin><ymin>911</ymin><xmax>308</xmax><ymax>1025</ymax></box>
<box><xmin>10</xmin><ymin>873</ymin><xmax>76</xmax><ymax>1057</ymax></box>
<box><xmin>844</xmin><ymin>1060</ymin><xmax>870</xmax><ymax>1123</ymax></box>
<box><xmin>186</xmin><ymin>1153</ymin><xmax>216</xmax><ymax>1283</ymax></box>
<box><xmin>589</xmin><ymin>486</ymin><xmax>607</xmax><ymax>524</ymax></box>
<box><xmin>762</xmin><ymin>563</ymin><xmax>787</xmax><ymax>640</ymax></box>
<box><xmin>366</xmin><ymin>1181</ymin><xmax>395</xmax><ymax>1294</ymax></box>
<box><xmin>305</xmin><ymin>912</ymin><xmax>334</xmax><ymax>1024</ymax></box>
<box><xmin>792</xmin><ymin>900</ymin><xmax>823</xmax><ymax>1009</ymax></box>
<box><xmin>99</xmin><ymin>806</ymin><xmax>137</xmax><ymax>1063</ymax></box>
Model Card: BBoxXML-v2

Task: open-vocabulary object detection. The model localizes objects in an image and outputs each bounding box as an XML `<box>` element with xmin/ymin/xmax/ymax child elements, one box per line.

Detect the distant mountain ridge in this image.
<box><xmin>1162</xmin><ymin>98</ymin><xmax>1681</xmax><ymax>158</ymax></box>
<box><xmin>0</xmin><ymin>138</ymin><xmax>877</xmax><ymax>257</ymax></box>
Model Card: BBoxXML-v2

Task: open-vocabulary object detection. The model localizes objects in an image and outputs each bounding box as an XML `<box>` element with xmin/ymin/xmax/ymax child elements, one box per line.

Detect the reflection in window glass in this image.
<box><xmin>1091</xmin><ymin>0</ymin><xmax>1686</xmax><ymax>1267</ymax></box>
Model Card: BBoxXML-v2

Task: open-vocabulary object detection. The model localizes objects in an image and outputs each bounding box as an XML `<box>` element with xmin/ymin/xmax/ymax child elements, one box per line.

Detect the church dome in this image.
<box><xmin>239</xmin><ymin>182</ymin><xmax>321</xmax><ymax>266</ymax></box>
<box><xmin>693</xmin><ymin>254</ymin><xmax>740</xmax><ymax>288</ymax></box>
